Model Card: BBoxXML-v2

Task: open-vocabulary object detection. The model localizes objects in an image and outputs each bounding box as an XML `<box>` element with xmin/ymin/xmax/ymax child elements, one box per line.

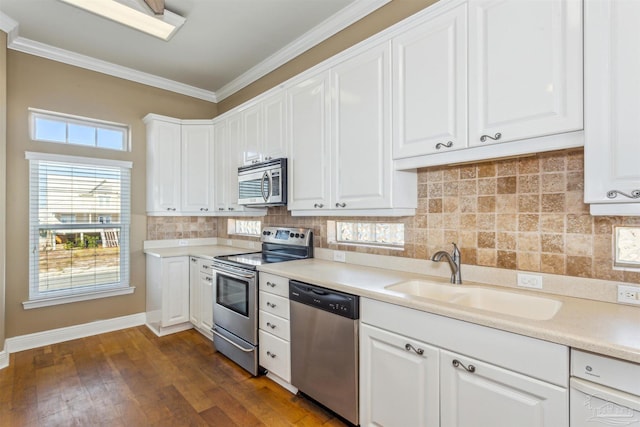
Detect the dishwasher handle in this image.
<box><xmin>289</xmin><ymin>280</ymin><xmax>359</xmax><ymax>319</ymax></box>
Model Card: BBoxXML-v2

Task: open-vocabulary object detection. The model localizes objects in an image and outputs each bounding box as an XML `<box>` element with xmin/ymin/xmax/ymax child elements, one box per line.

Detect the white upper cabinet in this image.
<box><xmin>145</xmin><ymin>114</ymin><xmax>215</xmax><ymax>216</ymax></box>
<box><xmin>393</xmin><ymin>2</ymin><xmax>468</xmax><ymax>158</ymax></box>
<box><xmin>181</xmin><ymin>124</ymin><xmax>214</xmax><ymax>213</ymax></box>
<box><xmin>240</xmin><ymin>91</ymin><xmax>288</xmax><ymax>166</ymax></box>
<box><xmin>287</xmin><ymin>44</ymin><xmax>417</xmax><ymax>216</ymax></box>
<box><xmin>286</xmin><ymin>70</ymin><xmax>332</xmax><ymax>211</ymax></box>
<box><xmin>468</xmin><ymin>0</ymin><xmax>583</xmax><ymax>146</ymax></box>
<box><xmin>584</xmin><ymin>0</ymin><xmax>640</xmax><ymax>216</ymax></box>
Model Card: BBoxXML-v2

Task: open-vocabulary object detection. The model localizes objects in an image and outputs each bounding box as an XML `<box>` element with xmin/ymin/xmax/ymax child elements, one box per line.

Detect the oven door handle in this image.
<box><xmin>211</xmin><ymin>327</ymin><xmax>255</xmax><ymax>353</ymax></box>
<box><xmin>212</xmin><ymin>265</ymin><xmax>256</xmax><ymax>280</ymax></box>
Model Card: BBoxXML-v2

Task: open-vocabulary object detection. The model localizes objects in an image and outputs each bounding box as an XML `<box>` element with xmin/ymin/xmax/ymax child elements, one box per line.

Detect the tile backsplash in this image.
<box><xmin>147</xmin><ymin>148</ymin><xmax>640</xmax><ymax>284</ymax></box>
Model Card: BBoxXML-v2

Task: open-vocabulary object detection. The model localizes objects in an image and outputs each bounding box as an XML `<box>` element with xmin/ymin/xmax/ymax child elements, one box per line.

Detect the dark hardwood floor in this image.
<box><xmin>0</xmin><ymin>326</ymin><xmax>349</xmax><ymax>426</ymax></box>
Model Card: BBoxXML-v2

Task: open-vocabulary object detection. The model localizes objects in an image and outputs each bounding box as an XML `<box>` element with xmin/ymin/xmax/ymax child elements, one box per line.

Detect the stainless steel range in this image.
<box><xmin>211</xmin><ymin>226</ymin><xmax>313</xmax><ymax>376</ymax></box>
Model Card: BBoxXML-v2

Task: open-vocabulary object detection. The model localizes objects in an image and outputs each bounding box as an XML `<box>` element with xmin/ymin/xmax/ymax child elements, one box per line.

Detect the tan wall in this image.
<box><xmin>5</xmin><ymin>51</ymin><xmax>217</xmax><ymax>338</ymax></box>
<box><xmin>1</xmin><ymin>31</ymin><xmax>7</xmax><ymax>349</ymax></box>
<box><xmin>217</xmin><ymin>0</ymin><xmax>438</xmax><ymax>113</ymax></box>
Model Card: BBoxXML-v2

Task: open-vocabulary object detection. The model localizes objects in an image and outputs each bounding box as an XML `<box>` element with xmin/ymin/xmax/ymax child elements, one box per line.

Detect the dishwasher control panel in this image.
<box><xmin>289</xmin><ymin>280</ymin><xmax>359</xmax><ymax>319</ymax></box>
<box><xmin>571</xmin><ymin>349</ymin><xmax>640</xmax><ymax>396</ymax></box>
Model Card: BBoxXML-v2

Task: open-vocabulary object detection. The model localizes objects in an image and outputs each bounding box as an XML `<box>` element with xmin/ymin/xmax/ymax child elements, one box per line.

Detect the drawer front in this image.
<box><xmin>259</xmin><ymin>310</ymin><xmax>290</xmax><ymax>341</ymax></box>
<box><xmin>199</xmin><ymin>260</ymin><xmax>214</xmax><ymax>275</ymax></box>
<box><xmin>259</xmin><ymin>291</ymin><xmax>290</xmax><ymax>319</ymax></box>
<box><xmin>259</xmin><ymin>273</ymin><xmax>289</xmax><ymax>298</ymax></box>
<box><xmin>259</xmin><ymin>330</ymin><xmax>291</xmax><ymax>382</ymax></box>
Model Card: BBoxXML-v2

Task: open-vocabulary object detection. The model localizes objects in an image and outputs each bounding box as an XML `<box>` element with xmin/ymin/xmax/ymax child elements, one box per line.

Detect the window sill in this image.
<box><xmin>22</xmin><ymin>286</ymin><xmax>135</xmax><ymax>310</ymax></box>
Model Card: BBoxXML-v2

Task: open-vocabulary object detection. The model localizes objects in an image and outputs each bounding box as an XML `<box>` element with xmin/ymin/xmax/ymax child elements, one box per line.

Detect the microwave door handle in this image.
<box><xmin>261</xmin><ymin>171</ymin><xmax>269</xmax><ymax>202</ymax></box>
<box><xmin>267</xmin><ymin>172</ymin><xmax>273</xmax><ymax>202</ymax></box>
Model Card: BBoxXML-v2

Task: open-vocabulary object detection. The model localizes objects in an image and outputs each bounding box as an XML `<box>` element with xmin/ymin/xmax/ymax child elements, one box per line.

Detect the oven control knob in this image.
<box><xmin>290</xmin><ymin>233</ymin><xmax>294</xmax><ymax>238</ymax></box>
<box><xmin>295</xmin><ymin>233</ymin><xmax>300</xmax><ymax>238</ymax></box>
<box><xmin>300</xmin><ymin>233</ymin><xmax>305</xmax><ymax>239</ymax></box>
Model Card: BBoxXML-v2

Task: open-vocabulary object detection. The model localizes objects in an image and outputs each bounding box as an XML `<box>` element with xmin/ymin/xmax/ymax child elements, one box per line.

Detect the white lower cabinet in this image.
<box><xmin>189</xmin><ymin>257</ymin><xmax>214</xmax><ymax>338</ymax></box>
<box><xmin>259</xmin><ymin>273</ymin><xmax>292</xmax><ymax>384</ymax></box>
<box><xmin>440</xmin><ymin>350</ymin><xmax>568</xmax><ymax>427</ymax></box>
<box><xmin>360</xmin><ymin>324</ymin><xmax>440</xmax><ymax>427</ymax></box>
<box><xmin>145</xmin><ymin>255</ymin><xmax>192</xmax><ymax>336</ymax></box>
<box><xmin>360</xmin><ymin>298</ymin><xmax>569</xmax><ymax>427</ymax></box>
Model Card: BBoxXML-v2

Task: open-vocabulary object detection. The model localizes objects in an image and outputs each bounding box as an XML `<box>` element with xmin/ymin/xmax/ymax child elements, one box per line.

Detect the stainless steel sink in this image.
<box><xmin>385</xmin><ymin>280</ymin><xmax>562</xmax><ymax>320</ymax></box>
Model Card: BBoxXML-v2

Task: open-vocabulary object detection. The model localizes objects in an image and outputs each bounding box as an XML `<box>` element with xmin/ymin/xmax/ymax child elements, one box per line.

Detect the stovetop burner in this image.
<box><xmin>213</xmin><ymin>226</ymin><xmax>313</xmax><ymax>270</ymax></box>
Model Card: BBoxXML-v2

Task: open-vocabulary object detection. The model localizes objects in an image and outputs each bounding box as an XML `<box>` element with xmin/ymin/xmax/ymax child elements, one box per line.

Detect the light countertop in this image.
<box><xmin>144</xmin><ymin>244</ymin><xmax>251</xmax><ymax>260</ymax></box>
<box><xmin>259</xmin><ymin>258</ymin><xmax>640</xmax><ymax>364</ymax></box>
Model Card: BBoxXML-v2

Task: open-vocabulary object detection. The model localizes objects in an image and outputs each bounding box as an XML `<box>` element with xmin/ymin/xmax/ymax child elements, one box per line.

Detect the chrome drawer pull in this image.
<box><xmin>435</xmin><ymin>141</ymin><xmax>453</xmax><ymax>150</ymax></box>
<box><xmin>266</xmin><ymin>322</ymin><xmax>276</xmax><ymax>329</ymax></box>
<box><xmin>606</xmin><ymin>189</ymin><xmax>640</xmax><ymax>199</ymax></box>
<box><xmin>266</xmin><ymin>351</ymin><xmax>277</xmax><ymax>358</ymax></box>
<box><xmin>405</xmin><ymin>343</ymin><xmax>424</xmax><ymax>355</ymax></box>
<box><xmin>480</xmin><ymin>132</ymin><xmax>502</xmax><ymax>142</ymax></box>
<box><xmin>266</xmin><ymin>302</ymin><xmax>276</xmax><ymax>308</ymax></box>
<box><xmin>452</xmin><ymin>359</ymin><xmax>476</xmax><ymax>373</ymax></box>
<box><xmin>335</xmin><ymin>202</ymin><xmax>346</xmax><ymax>208</ymax></box>
<box><xmin>314</xmin><ymin>203</ymin><xmax>324</xmax><ymax>208</ymax></box>
<box><xmin>266</xmin><ymin>281</ymin><xmax>276</xmax><ymax>287</ymax></box>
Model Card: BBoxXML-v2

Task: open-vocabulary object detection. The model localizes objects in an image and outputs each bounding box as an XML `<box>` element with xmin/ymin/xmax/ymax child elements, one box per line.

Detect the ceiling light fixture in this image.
<box><xmin>59</xmin><ymin>0</ymin><xmax>185</xmax><ymax>41</ymax></box>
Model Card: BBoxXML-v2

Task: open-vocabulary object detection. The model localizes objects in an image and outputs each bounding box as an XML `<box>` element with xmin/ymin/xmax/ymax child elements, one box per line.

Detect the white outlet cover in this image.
<box><xmin>517</xmin><ymin>273</ymin><xmax>543</xmax><ymax>289</ymax></box>
<box><xmin>333</xmin><ymin>251</ymin><xmax>346</xmax><ymax>263</ymax></box>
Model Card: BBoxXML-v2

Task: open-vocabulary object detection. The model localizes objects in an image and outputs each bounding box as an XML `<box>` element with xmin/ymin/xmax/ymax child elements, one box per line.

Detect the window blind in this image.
<box><xmin>26</xmin><ymin>152</ymin><xmax>132</xmax><ymax>301</ymax></box>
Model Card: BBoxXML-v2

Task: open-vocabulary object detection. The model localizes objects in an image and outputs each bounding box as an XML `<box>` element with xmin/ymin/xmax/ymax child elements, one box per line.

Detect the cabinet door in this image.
<box><xmin>161</xmin><ymin>257</ymin><xmax>190</xmax><ymax>327</ymax></box>
<box><xmin>189</xmin><ymin>257</ymin><xmax>200</xmax><ymax>327</ymax></box>
<box><xmin>200</xmin><ymin>272</ymin><xmax>214</xmax><ymax>332</ymax></box>
<box><xmin>242</xmin><ymin>102</ymin><xmax>262</xmax><ymax>165</ymax></box>
<box><xmin>181</xmin><ymin>124</ymin><xmax>214</xmax><ymax>213</ymax></box>
<box><xmin>393</xmin><ymin>3</ymin><xmax>467</xmax><ymax>159</ymax></box>
<box><xmin>286</xmin><ymin>71</ymin><xmax>331</xmax><ymax>211</ymax></box>
<box><xmin>584</xmin><ymin>0</ymin><xmax>640</xmax><ymax>213</ymax></box>
<box><xmin>225</xmin><ymin>114</ymin><xmax>243</xmax><ymax>212</ymax></box>
<box><xmin>332</xmin><ymin>42</ymin><xmax>392</xmax><ymax>210</ymax></box>
<box><xmin>213</xmin><ymin>121</ymin><xmax>228</xmax><ymax>212</ymax></box>
<box><xmin>360</xmin><ymin>324</ymin><xmax>439</xmax><ymax>427</ymax></box>
<box><xmin>263</xmin><ymin>91</ymin><xmax>287</xmax><ymax>160</ymax></box>
<box><xmin>440</xmin><ymin>350</ymin><xmax>568</xmax><ymax>427</ymax></box>
<box><xmin>147</xmin><ymin>119</ymin><xmax>181</xmax><ymax>213</ymax></box>
<box><xmin>468</xmin><ymin>0</ymin><xmax>582</xmax><ymax>146</ymax></box>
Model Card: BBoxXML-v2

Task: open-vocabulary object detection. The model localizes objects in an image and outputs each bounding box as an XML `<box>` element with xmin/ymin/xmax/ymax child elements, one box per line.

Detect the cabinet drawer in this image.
<box><xmin>259</xmin><ymin>273</ymin><xmax>289</xmax><ymax>298</ymax></box>
<box><xmin>259</xmin><ymin>310</ymin><xmax>290</xmax><ymax>341</ymax></box>
<box><xmin>199</xmin><ymin>261</ymin><xmax>214</xmax><ymax>275</ymax></box>
<box><xmin>259</xmin><ymin>291</ymin><xmax>289</xmax><ymax>319</ymax></box>
<box><xmin>259</xmin><ymin>330</ymin><xmax>291</xmax><ymax>382</ymax></box>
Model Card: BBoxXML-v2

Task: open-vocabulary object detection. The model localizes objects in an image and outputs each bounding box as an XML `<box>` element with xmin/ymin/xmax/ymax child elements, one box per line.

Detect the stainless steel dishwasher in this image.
<box><xmin>289</xmin><ymin>280</ymin><xmax>359</xmax><ymax>426</ymax></box>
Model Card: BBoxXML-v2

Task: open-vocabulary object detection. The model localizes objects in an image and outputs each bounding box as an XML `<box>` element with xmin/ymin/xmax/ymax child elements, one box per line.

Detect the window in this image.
<box><xmin>25</xmin><ymin>152</ymin><xmax>132</xmax><ymax>308</ymax></box>
<box><xmin>228</xmin><ymin>219</ymin><xmax>262</xmax><ymax>237</ymax></box>
<box><xmin>30</xmin><ymin>108</ymin><xmax>129</xmax><ymax>151</ymax></box>
<box><xmin>614</xmin><ymin>226</ymin><xmax>640</xmax><ymax>269</ymax></box>
<box><xmin>328</xmin><ymin>221</ymin><xmax>405</xmax><ymax>249</ymax></box>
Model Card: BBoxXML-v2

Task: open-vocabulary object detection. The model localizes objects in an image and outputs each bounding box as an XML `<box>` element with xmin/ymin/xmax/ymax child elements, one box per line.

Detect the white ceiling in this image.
<box><xmin>0</xmin><ymin>0</ymin><xmax>389</xmax><ymax>102</ymax></box>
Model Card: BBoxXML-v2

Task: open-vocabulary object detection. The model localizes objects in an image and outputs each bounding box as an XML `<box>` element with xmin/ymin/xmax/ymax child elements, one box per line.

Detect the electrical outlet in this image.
<box><xmin>333</xmin><ymin>251</ymin><xmax>346</xmax><ymax>263</ymax></box>
<box><xmin>617</xmin><ymin>285</ymin><xmax>640</xmax><ymax>305</ymax></box>
<box><xmin>178</xmin><ymin>239</ymin><xmax>188</xmax><ymax>246</ymax></box>
<box><xmin>517</xmin><ymin>273</ymin><xmax>543</xmax><ymax>289</ymax></box>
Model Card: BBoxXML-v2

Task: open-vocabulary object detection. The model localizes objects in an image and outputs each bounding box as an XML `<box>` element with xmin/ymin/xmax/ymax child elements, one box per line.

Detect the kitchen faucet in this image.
<box><xmin>431</xmin><ymin>243</ymin><xmax>462</xmax><ymax>284</ymax></box>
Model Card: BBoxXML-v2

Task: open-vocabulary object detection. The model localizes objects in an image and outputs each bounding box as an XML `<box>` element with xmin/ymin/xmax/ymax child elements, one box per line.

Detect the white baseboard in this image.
<box><xmin>0</xmin><ymin>349</ymin><xmax>8</xmax><ymax>370</ymax></box>
<box><xmin>5</xmin><ymin>312</ymin><xmax>146</xmax><ymax>355</ymax></box>
<box><xmin>266</xmin><ymin>372</ymin><xmax>298</xmax><ymax>395</ymax></box>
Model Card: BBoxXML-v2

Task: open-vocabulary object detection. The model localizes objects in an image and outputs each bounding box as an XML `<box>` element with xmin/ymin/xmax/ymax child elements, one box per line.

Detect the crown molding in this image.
<box><xmin>0</xmin><ymin>11</ymin><xmax>19</xmax><ymax>44</ymax></box>
<box><xmin>214</xmin><ymin>0</ymin><xmax>391</xmax><ymax>101</ymax></box>
<box><xmin>7</xmin><ymin>35</ymin><xmax>218</xmax><ymax>102</ymax></box>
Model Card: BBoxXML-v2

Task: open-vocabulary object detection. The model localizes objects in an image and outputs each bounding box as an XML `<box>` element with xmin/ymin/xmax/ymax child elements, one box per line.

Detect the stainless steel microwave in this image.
<box><xmin>238</xmin><ymin>158</ymin><xmax>287</xmax><ymax>207</ymax></box>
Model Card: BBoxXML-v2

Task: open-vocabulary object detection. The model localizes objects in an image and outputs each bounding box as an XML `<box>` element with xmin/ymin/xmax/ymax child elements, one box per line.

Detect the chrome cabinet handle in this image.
<box><xmin>266</xmin><ymin>322</ymin><xmax>276</xmax><ymax>329</ymax></box>
<box><xmin>480</xmin><ymin>132</ymin><xmax>502</xmax><ymax>142</ymax></box>
<box><xmin>200</xmin><ymin>207</ymin><xmax>209</xmax><ymax>211</ymax></box>
<box><xmin>205</xmin><ymin>276</ymin><xmax>212</xmax><ymax>282</ymax></box>
<box><xmin>266</xmin><ymin>302</ymin><xmax>276</xmax><ymax>308</ymax></box>
<box><xmin>405</xmin><ymin>343</ymin><xmax>424</xmax><ymax>355</ymax></box>
<box><xmin>606</xmin><ymin>189</ymin><xmax>640</xmax><ymax>199</ymax></box>
<box><xmin>218</xmin><ymin>207</ymin><xmax>225</xmax><ymax>211</ymax></box>
<box><xmin>264</xmin><ymin>156</ymin><xmax>272</xmax><ymax>161</ymax></box>
<box><xmin>435</xmin><ymin>141</ymin><xmax>453</xmax><ymax>150</ymax></box>
<box><xmin>452</xmin><ymin>359</ymin><xmax>476</xmax><ymax>373</ymax></box>
<box><xmin>266</xmin><ymin>351</ymin><xmax>276</xmax><ymax>358</ymax></box>
<box><xmin>228</xmin><ymin>207</ymin><xmax>234</xmax><ymax>211</ymax></box>
<box><xmin>166</xmin><ymin>207</ymin><xmax>176</xmax><ymax>211</ymax></box>
<box><xmin>191</xmin><ymin>258</ymin><xmax>197</xmax><ymax>263</ymax></box>
<box><xmin>335</xmin><ymin>202</ymin><xmax>346</xmax><ymax>208</ymax></box>
<box><xmin>314</xmin><ymin>203</ymin><xmax>324</xmax><ymax>208</ymax></box>
<box><xmin>202</xmin><ymin>265</ymin><xmax>210</xmax><ymax>270</ymax></box>
<box><xmin>266</xmin><ymin>281</ymin><xmax>276</xmax><ymax>288</ymax></box>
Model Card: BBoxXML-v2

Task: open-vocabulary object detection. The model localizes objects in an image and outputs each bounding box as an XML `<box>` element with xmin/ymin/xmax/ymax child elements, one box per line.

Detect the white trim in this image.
<box><xmin>25</xmin><ymin>151</ymin><xmax>133</xmax><ymax>169</ymax></box>
<box><xmin>0</xmin><ymin>11</ymin><xmax>19</xmax><ymax>44</ymax></box>
<box><xmin>7</xmin><ymin>36</ymin><xmax>217</xmax><ymax>102</ymax></box>
<box><xmin>290</xmin><ymin>208</ymin><xmax>416</xmax><ymax>217</ymax></box>
<box><xmin>5</xmin><ymin>312</ymin><xmax>145</xmax><ymax>354</ymax></box>
<box><xmin>145</xmin><ymin>321</ymin><xmax>194</xmax><ymax>337</ymax></box>
<box><xmin>0</xmin><ymin>350</ymin><xmax>8</xmax><ymax>370</ymax></box>
<box><xmin>214</xmin><ymin>0</ymin><xmax>391</xmax><ymax>101</ymax></box>
<box><xmin>23</xmin><ymin>286</ymin><xmax>135</xmax><ymax>310</ymax></box>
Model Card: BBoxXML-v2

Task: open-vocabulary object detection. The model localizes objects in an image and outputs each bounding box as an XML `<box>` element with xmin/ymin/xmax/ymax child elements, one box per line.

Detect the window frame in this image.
<box><xmin>327</xmin><ymin>220</ymin><xmax>405</xmax><ymax>250</ymax></box>
<box><xmin>29</xmin><ymin>108</ymin><xmax>131</xmax><ymax>152</ymax></box>
<box><xmin>24</xmin><ymin>151</ymin><xmax>134</xmax><ymax>309</ymax></box>
<box><xmin>227</xmin><ymin>219</ymin><xmax>262</xmax><ymax>237</ymax></box>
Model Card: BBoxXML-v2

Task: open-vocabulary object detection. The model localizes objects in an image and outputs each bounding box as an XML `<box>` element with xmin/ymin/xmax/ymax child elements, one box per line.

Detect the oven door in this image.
<box><xmin>213</xmin><ymin>267</ymin><xmax>257</xmax><ymax>344</ymax></box>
